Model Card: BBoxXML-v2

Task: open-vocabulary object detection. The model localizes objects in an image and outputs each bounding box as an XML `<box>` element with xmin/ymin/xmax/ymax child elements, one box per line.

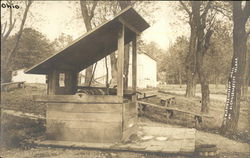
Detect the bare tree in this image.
<box><xmin>193</xmin><ymin>1</ymin><xmax>213</xmax><ymax>113</ymax></box>
<box><xmin>179</xmin><ymin>1</ymin><xmax>197</xmax><ymax>98</ymax></box>
<box><xmin>1</xmin><ymin>0</ymin><xmax>33</xmax><ymax>83</ymax></box>
<box><xmin>221</xmin><ymin>1</ymin><xmax>250</xmax><ymax>134</ymax></box>
<box><xmin>179</xmin><ymin>1</ymin><xmax>214</xmax><ymax>113</ymax></box>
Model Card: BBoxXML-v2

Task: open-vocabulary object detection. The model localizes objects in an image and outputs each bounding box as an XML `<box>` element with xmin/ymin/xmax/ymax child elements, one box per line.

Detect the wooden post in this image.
<box><xmin>117</xmin><ymin>24</ymin><xmax>125</xmax><ymax>97</ymax></box>
<box><xmin>132</xmin><ymin>36</ymin><xmax>137</xmax><ymax>93</ymax></box>
<box><xmin>132</xmin><ymin>36</ymin><xmax>137</xmax><ymax>103</ymax></box>
<box><xmin>47</xmin><ymin>70</ymin><xmax>57</xmax><ymax>95</ymax></box>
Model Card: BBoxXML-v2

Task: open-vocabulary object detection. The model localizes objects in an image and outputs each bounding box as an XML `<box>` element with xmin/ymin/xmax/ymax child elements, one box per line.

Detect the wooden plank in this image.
<box><xmin>1</xmin><ymin>81</ymin><xmax>25</xmax><ymax>86</ymax></box>
<box><xmin>47</xmin><ymin>124</ymin><xmax>122</xmax><ymax>143</ymax></box>
<box><xmin>47</xmin><ymin>103</ymin><xmax>122</xmax><ymax>113</ymax></box>
<box><xmin>33</xmin><ymin>95</ymin><xmax>123</xmax><ymax>103</ymax></box>
<box><xmin>47</xmin><ymin>70</ymin><xmax>57</xmax><ymax>95</ymax></box>
<box><xmin>118</xmin><ymin>17</ymin><xmax>141</xmax><ymax>35</ymax></box>
<box><xmin>138</xmin><ymin>95</ymin><xmax>157</xmax><ymax>100</ymax></box>
<box><xmin>117</xmin><ymin>24</ymin><xmax>125</xmax><ymax>97</ymax></box>
<box><xmin>132</xmin><ymin>36</ymin><xmax>137</xmax><ymax>93</ymax></box>
<box><xmin>1</xmin><ymin>81</ymin><xmax>26</xmax><ymax>91</ymax></box>
<box><xmin>47</xmin><ymin>119</ymin><xmax>120</xmax><ymax>130</ymax></box>
<box><xmin>47</xmin><ymin>111</ymin><xmax>122</xmax><ymax>123</ymax></box>
<box><xmin>137</xmin><ymin>101</ymin><xmax>213</xmax><ymax>118</ymax></box>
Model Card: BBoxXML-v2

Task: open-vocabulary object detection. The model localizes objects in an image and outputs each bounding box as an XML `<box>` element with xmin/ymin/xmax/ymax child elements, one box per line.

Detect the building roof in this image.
<box><xmin>140</xmin><ymin>52</ymin><xmax>157</xmax><ymax>61</ymax></box>
<box><xmin>25</xmin><ymin>7</ymin><xmax>150</xmax><ymax>74</ymax></box>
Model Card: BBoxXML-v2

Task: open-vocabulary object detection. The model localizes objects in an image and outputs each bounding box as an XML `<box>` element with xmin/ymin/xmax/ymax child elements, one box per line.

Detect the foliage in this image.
<box><xmin>159</xmin><ymin>20</ymin><xmax>233</xmax><ymax>86</ymax></box>
<box><xmin>204</xmin><ymin>21</ymin><xmax>233</xmax><ymax>85</ymax></box>
<box><xmin>1</xmin><ymin>0</ymin><xmax>33</xmax><ymax>82</ymax></box>
<box><xmin>161</xmin><ymin>36</ymin><xmax>189</xmax><ymax>84</ymax></box>
<box><xmin>3</xmin><ymin>28</ymin><xmax>55</xmax><ymax>71</ymax></box>
<box><xmin>52</xmin><ymin>33</ymin><xmax>73</xmax><ymax>51</ymax></box>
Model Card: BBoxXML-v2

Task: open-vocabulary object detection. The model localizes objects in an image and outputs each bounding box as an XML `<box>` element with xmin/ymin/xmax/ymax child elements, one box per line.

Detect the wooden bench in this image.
<box><xmin>138</xmin><ymin>92</ymin><xmax>157</xmax><ymax>100</ymax></box>
<box><xmin>1</xmin><ymin>81</ymin><xmax>25</xmax><ymax>92</ymax></box>
<box><xmin>159</xmin><ymin>96</ymin><xmax>176</xmax><ymax>106</ymax></box>
<box><xmin>138</xmin><ymin>101</ymin><xmax>213</xmax><ymax>128</ymax></box>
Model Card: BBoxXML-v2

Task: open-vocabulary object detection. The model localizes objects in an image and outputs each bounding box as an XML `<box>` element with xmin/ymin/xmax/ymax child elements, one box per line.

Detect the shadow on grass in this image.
<box><xmin>1</xmin><ymin>113</ymin><xmax>46</xmax><ymax>149</ymax></box>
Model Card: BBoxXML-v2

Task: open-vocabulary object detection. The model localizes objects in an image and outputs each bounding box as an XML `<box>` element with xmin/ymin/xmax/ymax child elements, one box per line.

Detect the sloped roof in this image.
<box><xmin>25</xmin><ymin>7</ymin><xmax>150</xmax><ymax>74</ymax></box>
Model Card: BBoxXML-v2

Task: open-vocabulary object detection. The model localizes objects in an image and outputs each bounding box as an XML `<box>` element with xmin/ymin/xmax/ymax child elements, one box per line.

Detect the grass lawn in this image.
<box><xmin>0</xmin><ymin>83</ymin><xmax>249</xmax><ymax>158</ymax></box>
<box><xmin>139</xmin><ymin>84</ymin><xmax>249</xmax><ymax>143</ymax></box>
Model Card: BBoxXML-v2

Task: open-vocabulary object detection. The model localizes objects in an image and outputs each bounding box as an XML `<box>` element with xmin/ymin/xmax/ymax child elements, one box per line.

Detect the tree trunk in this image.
<box><xmin>123</xmin><ymin>44</ymin><xmax>130</xmax><ymax>89</ymax></box>
<box><xmin>179</xmin><ymin>71</ymin><xmax>182</xmax><ymax>88</ymax></box>
<box><xmin>242</xmin><ymin>46</ymin><xmax>249</xmax><ymax>98</ymax></box>
<box><xmin>84</xmin><ymin>65</ymin><xmax>94</xmax><ymax>85</ymax></box>
<box><xmin>221</xmin><ymin>1</ymin><xmax>249</xmax><ymax>134</ymax></box>
<box><xmin>79</xmin><ymin>1</ymin><xmax>97</xmax><ymax>85</ymax></box>
<box><xmin>197</xmin><ymin>52</ymin><xmax>210</xmax><ymax>113</ymax></box>
<box><xmin>1</xmin><ymin>64</ymin><xmax>12</xmax><ymax>83</ymax></box>
<box><xmin>185</xmin><ymin>24</ymin><xmax>197</xmax><ymax>98</ymax></box>
<box><xmin>110</xmin><ymin>52</ymin><xmax>118</xmax><ymax>86</ymax></box>
<box><xmin>185</xmin><ymin>68</ymin><xmax>197</xmax><ymax>96</ymax></box>
<box><xmin>192</xmin><ymin>1</ymin><xmax>212</xmax><ymax>113</ymax></box>
<box><xmin>83</xmin><ymin>19</ymin><xmax>93</xmax><ymax>85</ymax></box>
<box><xmin>215</xmin><ymin>76</ymin><xmax>219</xmax><ymax>88</ymax></box>
<box><xmin>221</xmin><ymin>55</ymin><xmax>242</xmax><ymax>134</ymax></box>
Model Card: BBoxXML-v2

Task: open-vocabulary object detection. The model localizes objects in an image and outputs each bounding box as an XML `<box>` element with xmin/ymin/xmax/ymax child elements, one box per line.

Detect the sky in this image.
<box><xmin>2</xmin><ymin>1</ymin><xmax>190</xmax><ymax>51</ymax></box>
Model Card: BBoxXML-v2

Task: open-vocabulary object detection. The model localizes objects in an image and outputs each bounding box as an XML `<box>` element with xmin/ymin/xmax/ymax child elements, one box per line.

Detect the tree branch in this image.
<box><xmin>1</xmin><ymin>21</ymin><xmax>7</xmax><ymax>38</ymax></box>
<box><xmin>89</xmin><ymin>1</ymin><xmax>97</xmax><ymax>20</ymax></box>
<box><xmin>3</xmin><ymin>0</ymin><xmax>15</xmax><ymax>42</ymax></box>
<box><xmin>201</xmin><ymin>1</ymin><xmax>212</xmax><ymax>18</ymax></box>
<box><xmin>201</xmin><ymin>1</ymin><xmax>212</xmax><ymax>29</ymax></box>
<box><xmin>179</xmin><ymin>1</ymin><xmax>192</xmax><ymax>16</ymax></box>
<box><xmin>243</xmin><ymin>1</ymin><xmax>250</xmax><ymax>23</ymax></box>
<box><xmin>80</xmin><ymin>1</ymin><xmax>90</xmax><ymax>30</ymax></box>
<box><xmin>6</xmin><ymin>0</ymin><xmax>32</xmax><ymax>65</ymax></box>
<box><xmin>203</xmin><ymin>29</ymin><xmax>213</xmax><ymax>54</ymax></box>
<box><xmin>212</xmin><ymin>6</ymin><xmax>232</xmax><ymax>20</ymax></box>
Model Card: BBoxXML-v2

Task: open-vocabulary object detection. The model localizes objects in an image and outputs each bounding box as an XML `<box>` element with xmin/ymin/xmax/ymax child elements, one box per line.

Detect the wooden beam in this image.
<box><xmin>117</xmin><ymin>25</ymin><xmax>125</xmax><ymax>97</ymax></box>
<box><xmin>33</xmin><ymin>95</ymin><xmax>123</xmax><ymax>104</ymax></box>
<box><xmin>132</xmin><ymin>36</ymin><xmax>137</xmax><ymax>93</ymax></box>
<box><xmin>118</xmin><ymin>17</ymin><xmax>141</xmax><ymax>35</ymax></box>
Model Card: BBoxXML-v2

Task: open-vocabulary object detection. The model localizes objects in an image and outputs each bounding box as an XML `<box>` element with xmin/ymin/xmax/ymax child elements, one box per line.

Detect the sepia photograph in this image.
<box><xmin>0</xmin><ymin>1</ymin><xmax>249</xmax><ymax>158</ymax></box>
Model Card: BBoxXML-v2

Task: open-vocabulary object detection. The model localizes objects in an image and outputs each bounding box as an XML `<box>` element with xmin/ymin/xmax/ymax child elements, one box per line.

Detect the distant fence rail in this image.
<box><xmin>1</xmin><ymin>81</ymin><xmax>25</xmax><ymax>92</ymax></box>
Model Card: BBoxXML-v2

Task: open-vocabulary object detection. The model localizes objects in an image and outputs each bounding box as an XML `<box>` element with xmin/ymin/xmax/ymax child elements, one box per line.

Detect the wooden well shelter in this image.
<box><xmin>26</xmin><ymin>7</ymin><xmax>149</xmax><ymax>143</ymax></box>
